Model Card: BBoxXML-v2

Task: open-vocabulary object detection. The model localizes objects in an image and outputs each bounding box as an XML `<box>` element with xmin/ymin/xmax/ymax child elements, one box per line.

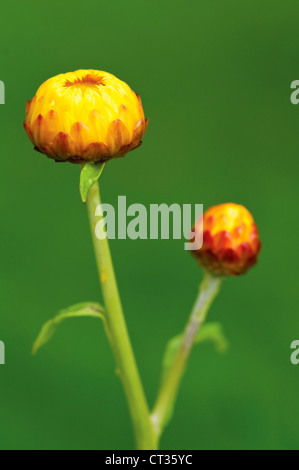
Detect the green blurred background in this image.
<box><xmin>1</xmin><ymin>0</ymin><xmax>299</xmax><ymax>450</ymax></box>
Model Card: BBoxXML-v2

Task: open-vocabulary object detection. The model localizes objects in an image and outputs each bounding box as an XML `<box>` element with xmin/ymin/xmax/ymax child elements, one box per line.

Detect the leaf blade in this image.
<box><xmin>195</xmin><ymin>322</ymin><xmax>229</xmax><ymax>353</ymax></box>
<box><xmin>162</xmin><ymin>322</ymin><xmax>229</xmax><ymax>384</ymax></box>
<box><xmin>80</xmin><ymin>162</ymin><xmax>105</xmax><ymax>203</ymax></box>
<box><xmin>32</xmin><ymin>302</ymin><xmax>106</xmax><ymax>355</ymax></box>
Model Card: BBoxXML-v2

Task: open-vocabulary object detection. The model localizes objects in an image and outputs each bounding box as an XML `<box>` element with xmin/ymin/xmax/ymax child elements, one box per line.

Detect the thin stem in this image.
<box><xmin>86</xmin><ymin>182</ymin><xmax>156</xmax><ymax>450</ymax></box>
<box><xmin>151</xmin><ymin>271</ymin><xmax>223</xmax><ymax>442</ymax></box>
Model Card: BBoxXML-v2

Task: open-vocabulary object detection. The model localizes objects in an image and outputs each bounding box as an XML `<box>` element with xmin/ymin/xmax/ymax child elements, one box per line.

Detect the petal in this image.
<box><xmin>82</xmin><ymin>142</ymin><xmax>110</xmax><ymax>162</ymax></box>
<box><xmin>31</xmin><ymin>114</ymin><xmax>49</xmax><ymax>147</ymax></box>
<box><xmin>26</xmin><ymin>96</ymin><xmax>36</xmax><ymax>123</ymax></box>
<box><xmin>88</xmin><ymin>110</ymin><xmax>106</xmax><ymax>140</ymax></box>
<box><xmin>106</xmin><ymin>119</ymin><xmax>130</xmax><ymax>155</ymax></box>
<box><xmin>26</xmin><ymin>100</ymin><xmax>32</xmax><ymax>119</ymax></box>
<box><xmin>203</xmin><ymin>230</ymin><xmax>214</xmax><ymax>249</ymax></box>
<box><xmin>123</xmin><ymin>141</ymin><xmax>143</xmax><ymax>156</ymax></box>
<box><xmin>39</xmin><ymin>145</ymin><xmax>57</xmax><ymax>159</ymax></box>
<box><xmin>213</xmin><ymin>231</ymin><xmax>232</xmax><ymax>251</ymax></box>
<box><xmin>220</xmin><ymin>248</ymin><xmax>239</xmax><ymax>263</ymax></box>
<box><xmin>45</xmin><ymin>110</ymin><xmax>61</xmax><ymax>139</ymax></box>
<box><xmin>70</xmin><ymin>122</ymin><xmax>93</xmax><ymax>153</ymax></box>
<box><xmin>52</xmin><ymin>132</ymin><xmax>76</xmax><ymax>159</ymax></box>
<box><xmin>118</xmin><ymin>104</ymin><xmax>129</xmax><ymax>121</ymax></box>
<box><xmin>132</xmin><ymin>120</ymin><xmax>145</xmax><ymax>147</ymax></box>
<box><xmin>23</xmin><ymin>121</ymin><xmax>34</xmax><ymax>145</ymax></box>
<box><xmin>233</xmin><ymin>223</ymin><xmax>246</xmax><ymax>239</ymax></box>
<box><xmin>204</xmin><ymin>215</ymin><xmax>215</xmax><ymax>232</ymax></box>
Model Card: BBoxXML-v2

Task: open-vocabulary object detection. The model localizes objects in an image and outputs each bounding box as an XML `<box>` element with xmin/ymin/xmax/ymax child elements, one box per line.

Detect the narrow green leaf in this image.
<box><xmin>157</xmin><ymin>322</ymin><xmax>229</xmax><ymax>431</ymax></box>
<box><xmin>162</xmin><ymin>322</ymin><xmax>229</xmax><ymax>383</ymax></box>
<box><xmin>32</xmin><ymin>302</ymin><xmax>106</xmax><ymax>355</ymax></box>
<box><xmin>80</xmin><ymin>162</ymin><xmax>105</xmax><ymax>203</ymax></box>
<box><xmin>195</xmin><ymin>322</ymin><xmax>229</xmax><ymax>353</ymax></box>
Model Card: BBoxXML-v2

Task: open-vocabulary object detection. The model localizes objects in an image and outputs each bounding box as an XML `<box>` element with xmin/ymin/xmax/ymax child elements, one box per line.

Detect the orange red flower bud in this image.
<box><xmin>24</xmin><ymin>70</ymin><xmax>148</xmax><ymax>164</ymax></box>
<box><xmin>192</xmin><ymin>203</ymin><xmax>261</xmax><ymax>276</ymax></box>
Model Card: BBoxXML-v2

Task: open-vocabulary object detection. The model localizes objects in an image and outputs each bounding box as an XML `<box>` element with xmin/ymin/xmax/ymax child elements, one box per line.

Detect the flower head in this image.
<box><xmin>192</xmin><ymin>203</ymin><xmax>261</xmax><ymax>276</ymax></box>
<box><xmin>24</xmin><ymin>70</ymin><xmax>148</xmax><ymax>164</ymax></box>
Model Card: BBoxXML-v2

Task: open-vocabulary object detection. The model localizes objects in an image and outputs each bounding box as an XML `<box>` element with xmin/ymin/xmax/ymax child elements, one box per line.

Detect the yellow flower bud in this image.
<box><xmin>23</xmin><ymin>70</ymin><xmax>148</xmax><ymax>164</ymax></box>
<box><xmin>192</xmin><ymin>203</ymin><xmax>261</xmax><ymax>276</ymax></box>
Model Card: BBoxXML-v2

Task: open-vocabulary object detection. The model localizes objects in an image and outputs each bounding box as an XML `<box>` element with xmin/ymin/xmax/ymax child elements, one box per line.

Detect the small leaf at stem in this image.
<box><xmin>161</xmin><ymin>322</ymin><xmax>229</xmax><ymax>383</ymax></box>
<box><xmin>32</xmin><ymin>302</ymin><xmax>106</xmax><ymax>355</ymax></box>
<box><xmin>80</xmin><ymin>162</ymin><xmax>105</xmax><ymax>203</ymax></box>
<box><xmin>195</xmin><ymin>322</ymin><xmax>229</xmax><ymax>353</ymax></box>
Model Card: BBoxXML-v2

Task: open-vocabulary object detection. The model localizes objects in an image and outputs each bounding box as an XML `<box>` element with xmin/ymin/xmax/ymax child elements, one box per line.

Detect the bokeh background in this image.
<box><xmin>1</xmin><ymin>0</ymin><xmax>299</xmax><ymax>450</ymax></box>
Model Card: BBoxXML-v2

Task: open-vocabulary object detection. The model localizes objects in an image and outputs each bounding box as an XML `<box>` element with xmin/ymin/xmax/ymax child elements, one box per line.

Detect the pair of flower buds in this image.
<box><xmin>24</xmin><ymin>70</ymin><xmax>261</xmax><ymax>276</ymax></box>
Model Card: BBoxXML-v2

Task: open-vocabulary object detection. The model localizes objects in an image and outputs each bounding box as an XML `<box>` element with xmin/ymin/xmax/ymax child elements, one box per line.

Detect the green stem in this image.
<box><xmin>151</xmin><ymin>271</ymin><xmax>223</xmax><ymax>442</ymax></box>
<box><xmin>86</xmin><ymin>182</ymin><xmax>156</xmax><ymax>450</ymax></box>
